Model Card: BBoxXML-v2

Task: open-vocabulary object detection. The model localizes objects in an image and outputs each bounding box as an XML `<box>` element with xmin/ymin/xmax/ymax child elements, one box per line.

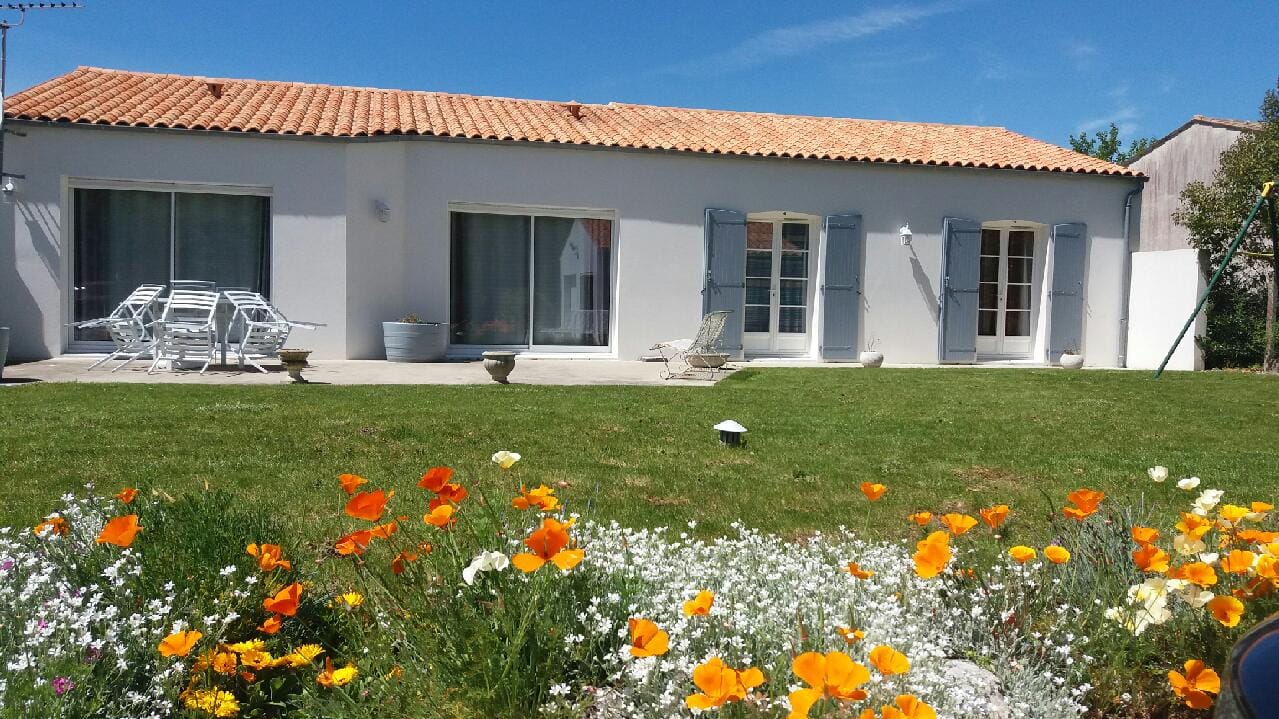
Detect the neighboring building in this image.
<box><xmin>1</xmin><ymin>67</ymin><xmax>1144</xmax><ymax>367</ymax></box>
<box><xmin>1123</xmin><ymin>116</ymin><xmax>1261</xmax><ymax>371</ymax></box>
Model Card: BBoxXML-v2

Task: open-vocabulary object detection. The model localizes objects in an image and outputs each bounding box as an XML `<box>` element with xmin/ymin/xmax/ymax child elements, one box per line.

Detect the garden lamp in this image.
<box><xmin>714</xmin><ymin>419</ymin><xmax>747</xmax><ymax>447</ymax></box>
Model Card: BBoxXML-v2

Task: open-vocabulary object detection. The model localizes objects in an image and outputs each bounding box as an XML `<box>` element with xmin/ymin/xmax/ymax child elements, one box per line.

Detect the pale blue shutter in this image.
<box><xmin>939</xmin><ymin>217</ymin><xmax>982</xmax><ymax>363</ymax></box>
<box><xmin>1047</xmin><ymin>223</ymin><xmax>1087</xmax><ymax>364</ymax></box>
<box><xmin>703</xmin><ymin>209</ymin><xmax>747</xmax><ymax>355</ymax></box>
<box><xmin>820</xmin><ymin>214</ymin><xmax>863</xmax><ymax>360</ymax></box>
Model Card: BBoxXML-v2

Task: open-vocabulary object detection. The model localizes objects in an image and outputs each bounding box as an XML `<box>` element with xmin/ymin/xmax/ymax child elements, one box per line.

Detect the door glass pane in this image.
<box><xmin>979</xmin><ymin>257</ymin><xmax>999</xmax><ymax>283</ymax></box>
<box><xmin>747</xmin><ymin>221</ymin><xmax>772</xmax><ymax>249</ymax></box>
<box><xmin>778</xmin><ymin>306</ymin><xmax>805</xmax><ymax>333</ymax></box>
<box><xmin>72</xmin><ymin>188</ymin><xmax>172</xmax><ymax>341</ymax></box>
<box><xmin>979</xmin><ymin>283</ymin><xmax>999</xmax><ymax>310</ymax></box>
<box><xmin>779</xmin><ymin>279</ymin><xmax>806</xmax><ymax>305</ymax></box>
<box><xmin>174</xmin><ymin>193</ymin><xmax>270</xmax><ymax>294</ymax></box>
<box><xmin>745</xmin><ymin>278</ymin><xmax>770</xmax><ymax>305</ymax></box>
<box><xmin>1007</xmin><ymin>230</ymin><xmax>1034</xmax><ymax>257</ymax></box>
<box><xmin>781</xmin><ymin>223</ymin><xmax>809</xmax><ymax>251</ymax></box>
<box><xmin>980</xmin><ymin>229</ymin><xmax>1000</xmax><ymax>255</ymax></box>
<box><xmin>744</xmin><ymin>305</ymin><xmax>770</xmax><ymax>333</ymax></box>
<box><xmin>1006</xmin><ymin>284</ymin><xmax>1031</xmax><ymax>310</ymax></box>
<box><xmin>532</xmin><ymin>217</ymin><xmax>611</xmax><ymax>346</ymax></box>
<box><xmin>978</xmin><ymin>310</ymin><xmax>998</xmax><ymax>336</ymax></box>
<box><xmin>746</xmin><ymin>251</ymin><xmax>772</xmax><ymax>277</ymax></box>
<box><xmin>780</xmin><ymin>251</ymin><xmax>808</xmax><ymax>279</ymax></box>
<box><xmin>1005</xmin><ymin>310</ymin><xmax>1030</xmax><ymax>337</ymax></box>
<box><xmin>450</xmin><ymin>212</ymin><xmax>531</xmax><ymax>345</ymax></box>
<box><xmin>1006</xmin><ymin>257</ymin><xmax>1032</xmax><ymax>283</ymax></box>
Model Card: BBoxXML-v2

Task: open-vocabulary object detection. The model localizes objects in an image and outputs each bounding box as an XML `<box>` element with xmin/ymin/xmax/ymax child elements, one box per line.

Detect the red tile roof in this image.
<box><xmin>5</xmin><ymin>66</ymin><xmax>1140</xmax><ymax>177</ymax></box>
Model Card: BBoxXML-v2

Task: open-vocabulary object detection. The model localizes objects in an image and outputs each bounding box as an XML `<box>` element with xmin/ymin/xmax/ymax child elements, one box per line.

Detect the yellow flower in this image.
<box><xmin>1207</xmin><ymin>595</ymin><xmax>1244</xmax><ymax>628</ymax></box>
<box><xmin>224</xmin><ymin>639</ymin><xmax>265</xmax><ymax>654</ymax></box>
<box><xmin>183</xmin><ymin>689</ymin><xmax>240</xmax><ymax>718</ymax></box>
<box><xmin>281</xmin><ymin>644</ymin><xmax>326</xmax><ymax>668</ymax></box>
<box><xmin>317</xmin><ymin>657</ymin><xmax>358</xmax><ymax>687</ymax></box>
<box><xmin>868</xmin><ymin>645</ymin><xmax>911</xmax><ymax>675</ymax></box>
<box><xmin>1008</xmin><ymin>546</ymin><xmax>1037</xmax><ymax>563</ymax></box>
<box><xmin>239</xmin><ymin>648</ymin><xmax>275</xmax><ymax>671</ymax></box>
<box><xmin>212</xmin><ymin>651</ymin><xmax>238</xmax><ymax>675</ymax></box>
<box><xmin>338</xmin><ymin>592</ymin><xmax>364</xmax><ymax>609</ymax></box>
<box><xmin>1044</xmin><ymin>545</ymin><xmax>1071</xmax><ymax>564</ymax></box>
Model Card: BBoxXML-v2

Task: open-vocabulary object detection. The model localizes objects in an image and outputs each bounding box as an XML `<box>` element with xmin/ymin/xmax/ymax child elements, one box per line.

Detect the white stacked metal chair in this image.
<box><xmin>221</xmin><ymin>290</ymin><xmax>296</xmax><ymax>373</ymax></box>
<box><xmin>148</xmin><ymin>288</ymin><xmax>221</xmax><ymax>374</ymax></box>
<box><xmin>71</xmin><ymin>284</ymin><xmax>166</xmax><ymax>371</ymax></box>
<box><xmin>650</xmin><ymin>310</ymin><xmax>732</xmax><ymax>380</ymax></box>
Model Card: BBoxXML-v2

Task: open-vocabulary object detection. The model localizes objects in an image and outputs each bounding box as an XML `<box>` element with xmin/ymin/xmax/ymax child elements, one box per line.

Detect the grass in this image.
<box><xmin>3</xmin><ymin>368</ymin><xmax>1278</xmax><ymax>542</ymax></box>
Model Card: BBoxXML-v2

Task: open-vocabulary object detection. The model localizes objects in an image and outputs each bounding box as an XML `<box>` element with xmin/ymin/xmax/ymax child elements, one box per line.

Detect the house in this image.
<box><xmin>0</xmin><ymin>66</ymin><xmax>1145</xmax><ymax>367</ymax></box>
<box><xmin>1123</xmin><ymin>116</ymin><xmax>1262</xmax><ymax>371</ymax></box>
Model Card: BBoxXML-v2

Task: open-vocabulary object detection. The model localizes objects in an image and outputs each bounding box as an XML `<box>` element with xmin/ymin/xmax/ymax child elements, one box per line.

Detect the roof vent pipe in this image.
<box><xmin>565</xmin><ymin>100</ymin><xmax>582</xmax><ymax>119</ymax></box>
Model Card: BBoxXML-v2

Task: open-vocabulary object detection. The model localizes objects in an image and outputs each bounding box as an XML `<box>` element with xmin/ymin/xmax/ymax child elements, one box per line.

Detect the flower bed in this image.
<box><xmin>2</xmin><ymin>458</ymin><xmax>1276</xmax><ymax>718</ymax></box>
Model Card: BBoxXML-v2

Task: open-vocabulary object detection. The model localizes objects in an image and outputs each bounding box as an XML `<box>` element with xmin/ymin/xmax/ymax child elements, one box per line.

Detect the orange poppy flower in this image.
<box><xmin>1221</xmin><ymin>549</ymin><xmax>1257</xmax><ymax>574</ymax></box>
<box><xmin>908</xmin><ymin>511</ymin><xmax>932</xmax><ymax>526</ymax></box>
<box><xmin>859</xmin><ymin>482</ymin><xmax>888</xmax><ymax>501</ymax></box>
<box><xmin>116</xmin><ymin>487</ymin><xmax>139</xmax><ymax>504</ymax></box>
<box><xmin>939</xmin><ymin>513</ymin><xmax>978</xmax><ymax>536</ymax></box>
<box><xmin>868</xmin><ymin>645</ymin><xmax>910</xmax><ymax>675</ymax></box>
<box><xmin>1236</xmin><ymin>529</ymin><xmax>1279</xmax><ymax>544</ymax></box>
<box><xmin>912</xmin><ymin>531</ymin><xmax>952</xmax><ymax>579</ymax></box>
<box><xmin>1062</xmin><ymin>488</ymin><xmax>1104</xmax><ymax>521</ymax></box>
<box><xmin>345</xmin><ymin>490</ymin><xmax>390</xmax><ymax>522</ymax></box>
<box><xmin>369</xmin><ymin>521</ymin><xmax>399</xmax><ymax>539</ymax></box>
<box><xmin>979</xmin><ymin>505</ymin><xmax>1009</xmax><ymax>529</ymax></box>
<box><xmin>158</xmin><ymin>629</ymin><xmax>202</xmax><ymax>657</ymax></box>
<box><xmin>683</xmin><ymin>589</ymin><xmax>715</xmax><ymax>616</ymax></box>
<box><xmin>391</xmin><ymin>550</ymin><xmax>418</xmax><ymax>575</ymax></box>
<box><xmin>1044</xmin><ymin>545</ymin><xmax>1071</xmax><ymax>564</ymax></box>
<box><xmin>685</xmin><ymin>657</ymin><xmax>764</xmax><ymax>710</ymax></box>
<box><xmin>788</xmin><ymin>651</ymin><xmax>871</xmax><ymax>719</ymax></box>
<box><xmin>424</xmin><ymin>504</ymin><xmax>456</xmax><ymax>529</ymax></box>
<box><xmin>263</xmin><ymin>582</ymin><xmax>303</xmax><ymax>617</ymax></box>
<box><xmin>433</xmin><ymin>483</ymin><xmax>469</xmax><ymax>506</ymax></box>
<box><xmin>1168</xmin><ymin>659</ymin><xmax>1221</xmax><ymax>709</ymax></box>
<box><xmin>628</xmin><ymin>618</ymin><xmax>670</xmax><ymax>657</ymax></box>
<box><xmin>836</xmin><ymin>626</ymin><xmax>865</xmax><ymax>644</ymax></box>
<box><xmin>845</xmin><ymin>562</ymin><xmax>875</xmax><ymax>580</ymax></box>
<box><xmin>1177</xmin><ymin>512</ymin><xmax>1213</xmax><ymax>540</ymax></box>
<box><xmin>33</xmin><ymin>515</ymin><xmax>69</xmax><ymax>537</ymax></box>
<box><xmin>1133</xmin><ymin>544</ymin><xmax>1170</xmax><ymax>573</ymax></box>
<box><xmin>258</xmin><ymin>615</ymin><xmax>282</xmax><ymax>635</ymax></box>
<box><xmin>1168</xmin><ymin>562</ymin><xmax>1218</xmax><ymax>588</ymax></box>
<box><xmin>511</xmin><ymin>517</ymin><xmax>584</xmax><ymax>572</ymax></box>
<box><xmin>245</xmin><ymin>543</ymin><xmax>292</xmax><ymax>572</ymax></box>
<box><xmin>1207</xmin><ymin>595</ymin><xmax>1244</xmax><ymax>627</ymax></box>
<box><xmin>334</xmin><ymin>529</ymin><xmax>374</xmax><ymax>556</ymax></box>
<box><xmin>881</xmin><ymin>694</ymin><xmax>937</xmax><ymax>719</ymax></box>
<box><xmin>96</xmin><ymin>514</ymin><xmax>142</xmax><ymax>547</ymax></box>
<box><xmin>512</xmin><ymin>484</ymin><xmax>560</xmax><ymax>512</ymax></box>
<box><xmin>416</xmin><ymin>467</ymin><xmax>454</xmax><ymax>493</ymax></box>
<box><xmin>1008</xmin><ymin>546</ymin><xmax>1037</xmax><ymax>563</ymax></box>
<box><xmin>338</xmin><ymin>473</ymin><xmax>368</xmax><ymax>496</ymax></box>
<box><xmin>1131</xmin><ymin>526</ymin><xmax>1160</xmax><ymax>545</ymax></box>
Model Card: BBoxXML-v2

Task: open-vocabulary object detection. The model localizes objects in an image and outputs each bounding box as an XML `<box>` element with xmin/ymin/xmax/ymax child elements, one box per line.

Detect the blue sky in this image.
<box><xmin>4</xmin><ymin>1</ymin><xmax>1275</xmax><ymax>147</ymax></box>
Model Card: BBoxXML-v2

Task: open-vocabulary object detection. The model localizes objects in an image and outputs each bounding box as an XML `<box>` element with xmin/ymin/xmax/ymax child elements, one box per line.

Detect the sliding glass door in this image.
<box><xmin>71</xmin><ymin>187</ymin><xmax>270</xmax><ymax>343</ymax></box>
<box><xmin>450</xmin><ymin>209</ymin><xmax>613</xmax><ymax>350</ymax></box>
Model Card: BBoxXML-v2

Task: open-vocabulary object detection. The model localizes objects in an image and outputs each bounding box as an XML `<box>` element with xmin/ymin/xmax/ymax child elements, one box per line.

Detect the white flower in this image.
<box><xmin>491</xmin><ymin>451</ymin><xmax>521</xmax><ymax>470</ymax></box>
<box><xmin>1147</xmin><ymin>466</ymin><xmax>1168</xmax><ymax>483</ymax></box>
<box><xmin>1176</xmin><ymin>476</ymin><xmax>1200</xmax><ymax>491</ymax></box>
<box><xmin>462</xmin><ymin>551</ymin><xmax>510</xmax><ymax>585</ymax></box>
<box><xmin>549</xmin><ymin>683</ymin><xmax>572</xmax><ymax>697</ymax></box>
<box><xmin>1192</xmin><ymin>488</ymin><xmax>1225</xmax><ymax>516</ymax></box>
<box><xmin>218</xmin><ymin>565</ymin><xmax>236</xmax><ymax>577</ymax></box>
<box><xmin>1198</xmin><ymin>553</ymin><xmax>1219</xmax><ymax>565</ymax></box>
<box><xmin>1173</xmin><ymin>533</ymin><xmax>1207</xmax><ymax>556</ymax></box>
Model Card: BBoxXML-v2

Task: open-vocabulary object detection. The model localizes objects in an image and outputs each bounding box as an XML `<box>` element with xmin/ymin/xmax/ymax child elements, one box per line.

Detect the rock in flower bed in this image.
<box><xmin>1</xmin><ymin>458</ymin><xmax>1276</xmax><ymax>719</ymax></box>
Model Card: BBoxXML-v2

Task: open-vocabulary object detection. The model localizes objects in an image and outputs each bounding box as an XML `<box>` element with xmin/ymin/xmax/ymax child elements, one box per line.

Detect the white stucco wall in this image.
<box><xmin>1125</xmin><ymin>249</ymin><xmax>1205</xmax><ymax>371</ymax></box>
<box><xmin>1</xmin><ymin>123</ymin><xmax>1140</xmax><ymax>366</ymax></box>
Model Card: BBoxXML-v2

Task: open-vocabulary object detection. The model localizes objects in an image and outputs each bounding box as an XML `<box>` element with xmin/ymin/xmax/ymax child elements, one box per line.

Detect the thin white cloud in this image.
<box><xmin>1064</xmin><ymin>40</ymin><xmax>1099</xmax><ymax>71</ymax></box>
<box><xmin>661</xmin><ymin>2</ymin><xmax>957</xmax><ymax>77</ymax></box>
<box><xmin>1078</xmin><ymin>84</ymin><xmax>1139</xmax><ymax>136</ymax></box>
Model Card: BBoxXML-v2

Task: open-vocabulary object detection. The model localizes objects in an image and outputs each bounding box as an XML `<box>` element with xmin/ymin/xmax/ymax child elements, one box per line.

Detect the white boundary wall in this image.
<box><xmin>1126</xmin><ymin>248</ymin><xmax>1205</xmax><ymax>371</ymax></box>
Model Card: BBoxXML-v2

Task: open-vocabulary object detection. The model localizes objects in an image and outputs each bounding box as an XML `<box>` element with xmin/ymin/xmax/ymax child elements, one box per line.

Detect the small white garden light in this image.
<box><xmin>899</xmin><ymin>223</ymin><xmax>913</xmax><ymax>246</ymax></box>
<box><xmin>714</xmin><ymin>419</ymin><xmax>747</xmax><ymax>447</ymax></box>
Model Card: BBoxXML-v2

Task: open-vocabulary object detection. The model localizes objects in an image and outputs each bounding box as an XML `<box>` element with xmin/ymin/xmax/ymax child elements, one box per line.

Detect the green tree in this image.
<box><xmin>1068</xmin><ymin>123</ymin><xmax>1155</xmax><ymax>165</ymax></box>
<box><xmin>1174</xmin><ymin>77</ymin><xmax>1279</xmax><ymax>370</ymax></box>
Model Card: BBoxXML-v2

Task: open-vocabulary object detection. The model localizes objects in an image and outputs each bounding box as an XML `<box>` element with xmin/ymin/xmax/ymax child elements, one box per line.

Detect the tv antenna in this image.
<box><xmin>0</xmin><ymin>2</ymin><xmax>81</xmax><ymax>196</ymax></box>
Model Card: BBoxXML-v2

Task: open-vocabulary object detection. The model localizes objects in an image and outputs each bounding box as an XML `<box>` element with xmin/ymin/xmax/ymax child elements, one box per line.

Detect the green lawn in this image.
<box><xmin>3</xmin><ymin>368</ymin><xmax>1278</xmax><ymax>542</ymax></box>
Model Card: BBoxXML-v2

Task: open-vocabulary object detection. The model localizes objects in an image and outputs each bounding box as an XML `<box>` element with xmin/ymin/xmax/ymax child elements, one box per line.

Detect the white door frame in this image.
<box><xmin>742</xmin><ymin>211</ymin><xmax>818</xmax><ymax>356</ymax></box>
<box><xmin>976</xmin><ymin>221</ymin><xmax>1046</xmax><ymax>359</ymax></box>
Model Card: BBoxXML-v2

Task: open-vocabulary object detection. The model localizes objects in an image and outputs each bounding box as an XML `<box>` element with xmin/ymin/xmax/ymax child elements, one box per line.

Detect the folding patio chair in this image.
<box><xmin>222</xmin><ymin>290</ymin><xmax>322</xmax><ymax>372</ymax></box>
<box><xmin>148</xmin><ymin>288</ymin><xmax>220</xmax><ymax>374</ymax></box>
<box><xmin>70</xmin><ymin>284</ymin><xmax>166</xmax><ymax>371</ymax></box>
<box><xmin>650</xmin><ymin>310</ymin><xmax>733</xmax><ymax>380</ymax></box>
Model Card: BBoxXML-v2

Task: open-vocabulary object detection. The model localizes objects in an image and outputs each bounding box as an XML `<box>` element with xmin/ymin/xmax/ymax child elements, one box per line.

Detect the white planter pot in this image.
<box><xmin>482</xmin><ymin>351</ymin><xmax>516</xmax><ymax>383</ymax></box>
<box><xmin>1059</xmin><ymin>353</ymin><xmax>1085</xmax><ymax>370</ymax></box>
<box><xmin>859</xmin><ymin>350</ymin><xmax>884</xmax><ymax>368</ymax></box>
<box><xmin>382</xmin><ymin>322</ymin><xmax>447</xmax><ymax>362</ymax></box>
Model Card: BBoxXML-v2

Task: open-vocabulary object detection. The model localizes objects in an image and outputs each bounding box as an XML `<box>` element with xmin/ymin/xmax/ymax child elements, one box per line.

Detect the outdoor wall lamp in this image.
<box><xmin>899</xmin><ymin>223</ymin><xmax>913</xmax><ymax>246</ymax></box>
<box><xmin>374</xmin><ymin>200</ymin><xmax>390</xmax><ymax>223</ymax></box>
<box><xmin>0</xmin><ymin>176</ymin><xmax>17</xmax><ymax>204</ymax></box>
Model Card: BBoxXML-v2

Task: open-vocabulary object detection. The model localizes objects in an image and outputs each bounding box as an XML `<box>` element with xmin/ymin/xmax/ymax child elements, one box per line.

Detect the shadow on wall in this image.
<box><xmin>0</xmin><ymin>201</ymin><xmax>51</xmax><ymax>361</ymax></box>
<box><xmin>907</xmin><ymin>244</ymin><xmax>939</xmax><ymax>320</ymax></box>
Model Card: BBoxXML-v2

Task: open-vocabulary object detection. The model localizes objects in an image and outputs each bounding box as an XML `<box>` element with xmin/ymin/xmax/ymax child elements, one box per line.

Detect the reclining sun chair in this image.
<box><xmin>650</xmin><ymin>310</ymin><xmax>733</xmax><ymax>380</ymax></box>
<box><xmin>148</xmin><ymin>288</ymin><xmax>221</xmax><ymax>374</ymax></box>
<box><xmin>71</xmin><ymin>284</ymin><xmax>166</xmax><ymax>371</ymax></box>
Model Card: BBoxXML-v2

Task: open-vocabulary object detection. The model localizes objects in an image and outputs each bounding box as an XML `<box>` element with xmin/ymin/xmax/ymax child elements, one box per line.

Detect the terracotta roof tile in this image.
<box><xmin>4</xmin><ymin>66</ymin><xmax>1141</xmax><ymax>177</ymax></box>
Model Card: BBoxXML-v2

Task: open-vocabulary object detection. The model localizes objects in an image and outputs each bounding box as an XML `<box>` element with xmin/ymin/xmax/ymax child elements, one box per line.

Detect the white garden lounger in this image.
<box><xmin>650</xmin><ymin>310</ymin><xmax>732</xmax><ymax>380</ymax></box>
<box><xmin>71</xmin><ymin>284</ymin><xmax>166</xmax><ymax>371</ymax></box>
<box><xmin>148</xmin><ymin>288</ymin><xmax>220</xmax><ymax>374</ymax></box>
<box><xmin>222</xmin><ymin>291</ymin><xmax>322</xmax><ymax>373</ymax></box>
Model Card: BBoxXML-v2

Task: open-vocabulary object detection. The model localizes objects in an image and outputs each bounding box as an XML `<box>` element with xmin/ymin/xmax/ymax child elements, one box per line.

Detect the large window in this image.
<box><xmin>450</xmin><ymin>210</ymin><xmax>612</xmax><ymax>348</ymax></box>
<box><xmin>72</xmin><ymin>187</ymin><xmax>270</xmax><ymax>342</ymax></box>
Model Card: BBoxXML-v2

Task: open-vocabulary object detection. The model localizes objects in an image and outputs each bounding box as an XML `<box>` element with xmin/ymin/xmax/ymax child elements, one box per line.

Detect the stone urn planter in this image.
<box><xmin>482</xmin><ymin>351</ymin><xmax>516</xmax><ymax>383</ymax></box>
<box><xmin>382</xmin><ymin>316</ymin><xmax>447</xmax><ymax>362</ymax></box>
<box><xmin>1059</xmin><ymin>352</ymin><xmax>1085</xmax><ymax>370</ymax></box>
<box><xmin>277</xmin><ymin>348</ymin><xmax>312</xmax><ymax>383</ymax></box>
<box><xmin>0</xmin><ymin>327</ymin><xmax>8</xmax><ymax>381</ymax></box>
<box><xmin>859</xmin><ymin>350</ymin><xmax>885</xmax><ymax>368</ymax></box>
<box><xmin>687</xmin><ymin>352</ymin><xmax>729</xmax><ymax>369</ymax></box>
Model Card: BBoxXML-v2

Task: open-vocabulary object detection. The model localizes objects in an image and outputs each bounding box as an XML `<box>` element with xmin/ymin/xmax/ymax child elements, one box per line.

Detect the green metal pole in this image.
<box><xmin>1154</xmin><ymin>184</ymin><xmax>1274</xmax><ymax>378</ymax></box>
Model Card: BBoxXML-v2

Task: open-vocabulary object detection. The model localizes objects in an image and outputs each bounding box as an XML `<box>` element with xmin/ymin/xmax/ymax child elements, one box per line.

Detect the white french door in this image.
<box><xmin>976</xmin><ymin>227</ymin><xmax>1036</xmax><ymax>357</ymax></box>
<box><xmin>743</xmin><ymin>219</ymin><xmax>813</xmax><ymax>355</ymax></box>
